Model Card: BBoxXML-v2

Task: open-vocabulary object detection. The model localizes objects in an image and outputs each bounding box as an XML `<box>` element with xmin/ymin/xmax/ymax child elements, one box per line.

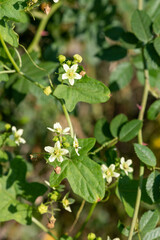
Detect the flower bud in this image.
<box><xmin>58</xmin><ymin>55</ymin><xmax>66</xmax><ymax>63</ymax></box>
<box><xmin>88</xmin><ymin>233</ymin><xmax>96</xmax><ymax>240</ymax></box>
<box><xmin>50</xmin><ymin>191</ymin><xmax>59</xmax><ymax>201</ymax></box>
<box><xmin>63</xmin><ymin>142</ymin><xmax>70</xmax><ymax>148</ymax></box>
<box><xmin>96</xmin><ymin>238</ymin><xmax>102</xmax><ymax>240</ymax></box>
<box><xmin>73</xmin><ymin>54</ymin><xmax>83</xmax><ymax>63</ymax></box>
<box><xmin>66</xmin><ymin>60</ymin><xmax>72</xmax><ymax>66</ymax></box>
<box><xmin>5</xmin><ymin>123</ymin><xmax>11</xmax><ymax>131</ymax></box>
<box><xmin>53</xmin><ymin>136</ymin><xmax>59</xmax><ymax>142</ymax></box>
<box><xmin>38</xmin><ymin>203</ymin><xmax>48</xmax><ymax>214</ymax></box>
<box><xmin>62</xmin><ymin>136</ymin><xmax>66</xmax><ymax>142</ymax></box>
<box><xmin>43</xmin><ymin>86</ymin><xmax>52</xmax><ymax>96</ymax></box>
<box><xmin>54</xmin><ymin>166</ymin><xmax>61</xmax><ymax>174</ymax></box>
<box><xmin>80</xmin><ymin>70</ymin><xmax>86</xmax><ymax>77</ymax></box>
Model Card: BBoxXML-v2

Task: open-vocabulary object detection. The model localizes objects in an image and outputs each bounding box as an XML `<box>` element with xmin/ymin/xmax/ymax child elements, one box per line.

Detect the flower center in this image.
<box><xmin>67</xmin><ymin>70</ymin><xmax>75</xmax><ymax>78</ymax></box>
<box><xmin>54</xmin><ymin>149</ymin><xmax>61</xmax><ymax>156</ymax></box>
<box><xmin>123</xmin><ymin>163</ymin><xmax>128</xmax><ymax>170</ymax></box>
<box><xmin>106</xmin><ymin>169</ymin><xmax>111</xmax><ymax>177</ymax></box>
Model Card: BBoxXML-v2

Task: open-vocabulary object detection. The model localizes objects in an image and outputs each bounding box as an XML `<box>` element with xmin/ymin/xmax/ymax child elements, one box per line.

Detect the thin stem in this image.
<box><xmin>27</xmin><ymin>2</ymin><xmax>62</xmax><ymax>53</ymax></box>
<box><xmin>0</xmin><ymin>32</ymin><xmax>20</xmax><ymax>73</ymax></box>
<box><xmin>32</xmin><ymin>217</ymin><xmax>58</xmax><ymax>240</ymax></box>
<box><xmin>138</xmin><ymin>0</ymin><xmax>143</xmax><ymax>10</ymax></box>
<box><xmin>0</xmin><ymin>70</ymin><xmax>16</xmax><ymax>74</ymax></box>
<box><xmin>74</xmin><ymin>203</ymin><xmax>97</xmax><ymax>240</ymax></box>
<box><xmin>68</xmin><ymin>200</ymin><xmax>86</xmax><ymax>234</ymax></box>
<box><xmin>128</xmin><ymin>47</ymin><xmax>149</xmax><ymax>239</ymax></box>
<box><xmin>61</xmin><ymin>100</ymin><xmax>74</xmax><ymax>138</ymax></box>
<box><xmin>89</xmin><ymin>137</ymin><xmax>118</xmax><ymax>155</ymax></box>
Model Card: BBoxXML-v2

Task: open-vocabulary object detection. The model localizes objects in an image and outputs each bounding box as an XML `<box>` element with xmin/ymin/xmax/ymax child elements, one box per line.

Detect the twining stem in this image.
<box><xmin>32</xmin><ymin>217</ymin><xmax>58</xmax><ymax>240</ymax></box>
<box><xmin>89</xmin><ymin>137</ymin><xmax>118</xmax><ymax>155</ymax></box>
<box><xmin>128</xmin><ymin>47</ymin><xmax>150</xmax><ymax>239</ymax></box>
<box><xmin>0</xmin><ymin>33</ymin><xmax>74</xmax><ymax>139</ymax></box>
<box><xmin>74</xmin><ymin>203</ymin><xmax>97</xmax><ymax>240</ymax></box>
<box><xmin>68</xmin><ymin>200</ymin><xmax>86</xmax><ymax>234</ymax></box>
<box><xmin>27</xmin><ymin>2</ymin><xmax>62</xmax><ymax>53</ymax></box>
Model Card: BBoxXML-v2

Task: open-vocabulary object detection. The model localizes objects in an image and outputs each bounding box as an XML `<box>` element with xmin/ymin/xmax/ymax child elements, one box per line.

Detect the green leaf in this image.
<box><xmin>144</xmin><ymin>43</ymin><xmax>160</xmax><ymax>69</ymax></box>
<box><xmin>120</xmin><ymin>32</ymin><xmax>140</xmax><ymax>49</ymax></box>
<box><xmin>116</xmin><ymin>176</ymin><xmax>152</xmax><ymax>217</ymax></box>
<box><xmin>0</xmin><ymin>0</ymin><xmax>27</xmax><ymax>22</ymax></box>
<box><xmin>146</xmin><ymin>171</ymin><xmax>160</xmax><ymax>203</ymax></box>
<box><xmin>154</xmin><ymin>37</ymin><xmax>160</xmax><ymax>56</ymax></box>
<box><xmin>54</xmin><ymin>75</ymin><xmax>110</xmax><ymax>112</ymax></box>
<box><xmin>153</xmin><ymin>14</ymin><xmax>160</xmax><ymax>35</ymax></box>
<box><xmin>0</xmin><ymin>20</ymin><xmax>18</xmax><ymax>47</ymax></box>
<box><xmin>131</xmin><ymin>10</ymin><xmax>152</xmax><ymax>43</ymax></box>
<box><xmin>0</xmin><ymin>150</ymin><xmax>9</xmax><ymax>162</ymax></box>
<box><xmin>119</xmin><ymin>120</ymin><xmax>142</xmax><ymax>142</ymax></box>
<box><xmin>134</xmin><ymin>144</ymin><xmax>156</xmax><ymax>167</ymax></box>
<box><xmin>145</xmin><ymin>0</ymin><xmax>160</xmax><ymax>20</ymax></box>
<box><xmin>147</xmin><ymin>100</ymin><xmax>160</xmax><ymax>120</ymax></box>
<box><xmin>143</xmin><ymin>227</ymin><xmax>160</xmax><ymax>240</ymax></box>
<box><xmin>97</xmin><ymin>45</ymin><xmax>127</xmax><ymax>62</ymax></box>
<box><xmin>94</xmin><ymin>119</ymin><xmax>112</xmax><ymax>144</ymax></box>
<box><xmin>105</xmin><ymin>26</ymin><xmax>125</xmax><ymax>41</ymax></box>
<box><xmin>139</xmin><ymin>210</ymin><xmax>159</xmax><ymax>237</ymax></box>
<box><xmin>50</xmin><ymin>156</ymin><xmax>105</xmax><ymax>203</ymax></box>
<box><xmin>109</xmin><ymin>61</ymin><xmax>133</xmax><ymax>91</ymax></box>
<box><xmin>0</xmin><ymin>62</ymin><xmax>8</xmax><ymax>82</ymax></box>
<box><xmin>110</xmin><ymin>114</ymin><xmax>128</xmax><ymax>137</ymax></box>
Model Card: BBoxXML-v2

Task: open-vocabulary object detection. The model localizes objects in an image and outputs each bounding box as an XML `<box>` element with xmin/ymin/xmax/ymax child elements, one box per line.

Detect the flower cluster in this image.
<box><xmin>44</xmin><ymin>122</ymin><xmax>81</xmax><ymax>163</ymax></box>
<box><xmin>58</xmin><ymin>54</ymin><xmax>85</xmax><ymax>86</ymax></box>
<box><xmin>101</xmin><ymin>157</ymin><xmax>133</xmax><ymax>184</ymax></box>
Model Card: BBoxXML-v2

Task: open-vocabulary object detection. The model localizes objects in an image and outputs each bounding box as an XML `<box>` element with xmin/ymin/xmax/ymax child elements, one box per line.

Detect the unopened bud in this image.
<box><xmin>43</xmin><ymin>86</ymin><xmax>52</xmax><ymax>96</ymax></box>
<box><xmin>88</xmin><ymin>233</ymin><xmax>96</xmax><ymax>240</ymax></box>
<box><xmin>63</xmin><ymin>142</ymin><xmax>70</xmax><ymax>148</ymax></box>
<box><xmin>41</xmin><ymin>3</ymin><xmax>51</xmax><ymax>15</ymax></box>
<box><xmin>5</xmin><ymin>123</ymin><xmax>11</xmax><ymax>131</ymax></box>
<box><xmin>80</xmin><ymin>71</ymin><xmax>86</xmax><ymax>77</ymax></box>
<box><xmin>50</xmin><ymin>215</ymin><xmax>56</xmax><ymax>224</ymax></box>
<box><xmin>47</xmin><ymin>215</ymin><xmax>56</xmax><ymax>229</ymax></box>
<box><xmin>54</xmin><ymin>166</ymin><xmax>61</xmax><ymax>174</ymax></box>
<box><xmin>58</xmin><ymin>55</ymin><xmax>66</xmax><ymax>63</ymax></box>
<box><xmin>53</xmin><ymin>136</ymin><xmax>59</xmax><ymax>142</ymax></box>
<box><xmin>96</xmin><ymin>238</ymin><xmax>102</xmax><ymax>240</ymax></box>
<box><xmin>66</xmin><ymin>60</ymin><xmax>72</xmax><ymax>66</ymax></box>
<box><xmin>50</xmin><ymin>191</ymin><xmax>59</xmax><ymax>201</ymax></box>
<box><xmin>73</xmin><ymin>54</ymin><xmax>83</xmax><ymax>63</ymax></box>
<box><xmin>38</xmin><ymin>203</ymin><xmax>48</xmax><ymax>214</ymax></box>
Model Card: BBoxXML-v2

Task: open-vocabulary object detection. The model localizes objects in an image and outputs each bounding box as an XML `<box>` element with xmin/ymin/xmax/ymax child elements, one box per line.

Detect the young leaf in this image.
<box><xmin>110</xmin><ymin>114</ymin><xmax>128</xmax><ymax>138</ymax></box>
<box><xmin>0</xmin><ymin>20</ymin><xmax>18</xmax><ymax>47</ymax></box>
<box><xmin>147</xmin><ymin>100</ymin><xmax>160</xmax><ymax>120</ymax></box>
<box><xmin>54</xmin><ymin>75</ymin><xmax>110</xmax><ymax>112</ymax></box>
<box><xmin>146</xmin><ymin>171</ymin><xmax>160</xmax><ymax>203</ymax></box>
<box><xmin>134</xmin><ymin>144</ymin><xmax>156</xmax><ymax>167</ymax></box>
<box><xmin>119</xmin><ymin>120</ymin><xmax>142</xmax><ymax>142</ymax></box>
<box><xmin>50</xmin><ymin>156</ymin><xmax>105</xmax><ymax>203</ymax></box>
<box><xmin>131</xmin><ymin>10</ymin><xmax>152</xmax><ymax>43</ymax></box>
<box><xmin>109</xmin><ymin>62</ymin><xmax>133</xmax><ymax>91</ymax></box>
<box><xmin>153</xmin><ymin>14</ymin><xmax>160</xmax><ymax>35</ymax></box>
<box><xmin>143</xmin><ymin>227</ymin><xmax>160</xmax><ymax>240</ymax></box>
<box><xmin>154</xmin><ymin>37</ymin><xmax>160</xmax><ymax>56</ymax></box>
<box><xmin>94</xmin><ymin>119</ymin><xmax>112</xmax><ymax>144</ymax></box>
<box><xmin>139</xmin><ymin>210</ymin><xmax>159</xmax><ymax>237</ymax></box>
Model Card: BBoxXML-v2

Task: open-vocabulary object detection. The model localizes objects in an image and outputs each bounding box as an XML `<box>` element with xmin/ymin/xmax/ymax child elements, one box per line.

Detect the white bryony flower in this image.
<box><xmin>62</xmin><ymin>64</ymin><xmax>82</xmax><ymax>86</ymax></box>
<box><xmin>120</xmin><ymin>157</ymin><xmax>133</xmax><ymax>176</ymax></box>
<box><xmin>73</xmin><ymin>135</ymin><xmax>81</xmax><ymax>156</ymax></box>
<box><xmin>47</xmin><ymin>122</ymin><xmax>70</xmax><ymax>135</ymax></box>
<box><xmin>9</xmin><ymin>126</ymin><xmax>26</xmax><ymax>146</ymax></box>
<box><xmin>101</xmin><ymin>164</ymin><xmax>120</xmax><ymax>184</ymax></box>
<box><xmin>53</xmin><ymin>0</ymin><xmax>59</xmax><ymax>2</ymax></box>
<box><xmin>44</xmin><ymin>141</ymin><xmax>69</xmax><ymax>163</ymax></box>
<box><xmin>62</xmin><ymin>194</ymin><xmax>75</xmax><ymax>212</ymax></box>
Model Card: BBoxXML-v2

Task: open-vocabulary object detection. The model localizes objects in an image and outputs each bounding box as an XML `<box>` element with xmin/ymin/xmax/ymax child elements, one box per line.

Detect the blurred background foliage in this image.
<box><xmin>1</xmin><ymin>0</ymin><xmax>160</xmax><ymax>239</ymax></box>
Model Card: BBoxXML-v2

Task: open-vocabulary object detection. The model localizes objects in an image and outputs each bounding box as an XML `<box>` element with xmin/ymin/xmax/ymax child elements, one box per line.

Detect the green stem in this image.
<box><xmin>27</xmin><ymin>2</ymin><xmax>62</xmax><ymax>53</ymax></box>
<box><xmin>68</xmin><ymin>200</ymin><xmax>86</xmax><ymax>235</ymax></box>
<box><xmin>0</xmin><ymin>32</ymin><xmax>20</xmax><ymax>73</ymax></box>
<box><xmin>32</xmin><ymin>217</ymin><xmax>58</xmax><ymax>240</ymax></box>
<box><xmin>74</xmin><ymin>203</ymin><xmax>97</xmax><ymax>240</ymax></box>
<box><xmin>138</xmin><ymin>0</ymin><xmax>143</xmax><ymax>10</ymax></box>
<box><xmin>89</xmin><ymin>137</ymin><xmax>118</xmax><ymax>155</ymax></box>
<box><xmin>128</xmin><ymin>46</ymin><xmax>150</xmax><ymax>239</ymax></box>
<box><xmin>61</xmin><ymin>100</ymin><xmax>74</xmax><ymax>138</ymax></box>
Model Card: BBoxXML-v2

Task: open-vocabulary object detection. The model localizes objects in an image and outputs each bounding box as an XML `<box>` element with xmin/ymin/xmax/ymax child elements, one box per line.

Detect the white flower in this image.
<box><xmin>101</xmin><ymin>164</ymin><xmax>120</xmax><ymax>184</ymax></box>
<box><xmin>73</xmin><ymin>135</ymin><xmax>81</xmax><ymax>156</ymax></box>
<box><xmin>62</xmin><ymin>194</ymin><xmax>75</xmax><ymax>212</ymax></box>
<box><xmin>44</xmin><ymin>141</ymin><xmax>69</xmax><ymax>162</ymax></box>
<box><xmin>9</xmin><ymin>126</ymin><xmax>26</xmax><ymax>146</ymax></box>
<box><xmin>47</xmin><ymin>122</ymin><xmax>70</xmax><ymax>135</ymax></box>
<box><xmin>107</xmin><ymin>237</ymin><xmax>120</xmax><ymax>240</ymax></box>
<box><xmin>62</xmin><ymin>64</ymin><xmax>82</xmax><ymax>86</ymax></box>
<box><xmin>53</xmin><ymin>0</ymin><xmax>59</xmax><ymax>2</ymax></box>
<box><xmin>120</xmin><ymin>157</ymin><xmax>133</xmax><ymax>176</ymax></box>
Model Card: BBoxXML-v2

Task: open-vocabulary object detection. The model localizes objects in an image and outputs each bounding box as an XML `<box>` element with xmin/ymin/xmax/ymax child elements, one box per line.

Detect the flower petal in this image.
<box><xmin>63</xmin><ymin>127</ymin><xmax>70</xmax><ymax>134</ymax></box>
<box><xmin>120</xmin><ymin>157</ymin><xmax>125</xmax><ymax>164</ymax></box>
<box><xmin>69</xmin><ymin>79</ymin><xmax>75</xmax><ymax>85</ymax></box>
<box><xmin>74</xmin><ymin>73</ymin><xmax>82</xmax><ymax>80</ymax></box>
<box><xmin>101</xmin><ymin>164</ymin><xmax>107</xmax><ymax>172</ymax></box>
<box><xmin>47</xmin><ymin>127</ymin><xmax>55</xmax><ymax>132</ymax></box>
<box><xmin>126</xmin><ymin>159</ymin><xmax>132</xmax><ymax>166</ymax></box>
<box><xmin>54</xmin><ymin>122</ymin><xmax>62</xmax><ymax>129</ymax></box>
<box><xmin>20</xmin><ymin>138</ymin><xmax>26</xmax><ymax>144</ymax></box>
<box><xmin>44</xmin><ymin>146</ymin><xmax>54</xmax><ymax>153</ymax></box>
<box><xmin>55</xmin><ymin>141</ymin><xmax>61</xmax><ymax>149</ymax></box>
<box><xmin>62</xmin><ymin>73</ymin><xmax>68</xmax><ymax>80</ymax></box>
<box><xmin>71</xmin><ymin>64</ymin><xmax>78</xmax><ymax>71</ymax></box>
<box><xmin>57</xmin><ymin>155</ymin><xmax>64</xmax><ymax>162</ymax></box>
<box><xmin>128</xmin><ymin>167</ymin><xmax>133</xmax><ymax>173</ymax></box>
<box><xmin>12</xmin><ymin>126</ymin><xmax>17</xmax><ymax>133</ymax></box>
<box><xmin>63</xmin><ymin>64</ymin><xmax>69</xmax><ymax>72</ymax></box>
<box><xmin>49</xmin><ymin>155</ymin><xmax>56</xmax><ymax>162</ymax></box>
<box><xmin>113</xmin><ymin>172</ymin><xmax>120</xmax><ymax>178</ymax></box>
<box><xmin>61</xmin><ymin>148</ymin><xmax>69</xmax><ymax>155</ymax></box>
<box><xmin>109</xmin><ymin>164</ymin><xmax>115</xmax><ymax>171</ymax></box>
